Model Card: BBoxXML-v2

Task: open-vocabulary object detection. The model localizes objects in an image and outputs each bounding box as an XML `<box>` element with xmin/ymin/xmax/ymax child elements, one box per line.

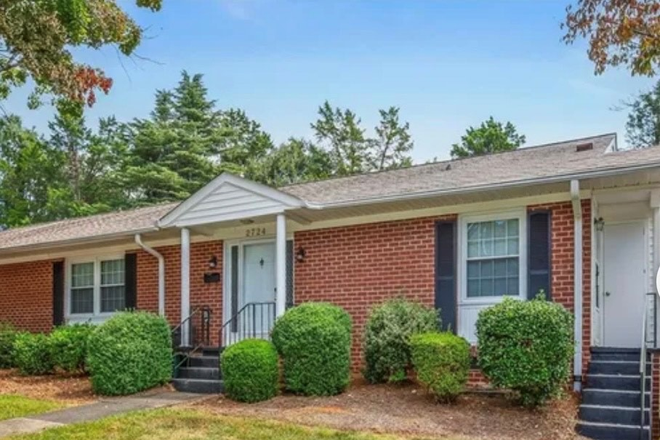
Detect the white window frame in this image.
<box><xmin>458</xmin><ymin>209</ymin><xmax>528</xmax><ymax>306</ymax></box>
<box><xmin>65</xmin><ymin>254</ymin><xmax>125</xmax><ymax>323</ymax></box>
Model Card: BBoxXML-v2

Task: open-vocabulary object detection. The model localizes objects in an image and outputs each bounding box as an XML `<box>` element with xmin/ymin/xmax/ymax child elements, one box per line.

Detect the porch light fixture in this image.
<box><xmin>296</xmin><ymin>247</ymin><xmax>306</xmax><ymax>263</ymax></box>
<box><xmin>594</xmin><ymin>217</ymin><xmax>605</xmax><ymax>232</ymax></box>
<box><xmin>208</xmin><ymin>255</ymin><xmax>218</xmax><ymax>269</ymax></box>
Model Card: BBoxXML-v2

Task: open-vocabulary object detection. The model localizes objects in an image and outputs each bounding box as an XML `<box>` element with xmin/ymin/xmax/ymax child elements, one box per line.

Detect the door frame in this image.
<box><xmin>598</xmin><ymin>219</ymin><xmax>650</xmax><ymax>347</ymax></box>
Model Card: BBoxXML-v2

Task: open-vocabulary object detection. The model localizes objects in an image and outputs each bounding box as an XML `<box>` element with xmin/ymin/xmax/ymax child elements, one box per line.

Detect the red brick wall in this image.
<box><xmin>136</xmin><ymin>240</ymin><xmax>223</xmax><ymax>345</ymax></box>
<box><xmin>0</xmin><ymin>260</ymin><xmax>55</xmax><ymax>333</ymax></box>
<box><xmin>294</xmin><ymin>215</ymin><xmax>456</xmax><ymax>371</ymax></box>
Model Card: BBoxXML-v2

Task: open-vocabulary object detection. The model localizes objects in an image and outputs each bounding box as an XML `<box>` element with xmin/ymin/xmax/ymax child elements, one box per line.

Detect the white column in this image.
<box><xmin>570</xmin><ymin>180</ymin><xmax>583</xmax><ymax>391</ymax></box>
<box><xmin>276</xmin><ymin>213</ymin><xmax>287</xmax><ymax>318</ymax></box>
<box><xmin>181</xmin><ymin>227</ymin><xmax>191</xmax><ymax>346</ymax></box>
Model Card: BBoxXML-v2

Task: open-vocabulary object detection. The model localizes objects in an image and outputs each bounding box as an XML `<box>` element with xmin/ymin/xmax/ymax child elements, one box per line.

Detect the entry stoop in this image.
<box><xmin>576</xmin><ymin>347</ymin><xmax>651</xmax><ymax>440</ymax></box>
<box><xmin>172</xmin><ymin>347</ymin><xmax>224</xmax><ymax>394</ymax></box>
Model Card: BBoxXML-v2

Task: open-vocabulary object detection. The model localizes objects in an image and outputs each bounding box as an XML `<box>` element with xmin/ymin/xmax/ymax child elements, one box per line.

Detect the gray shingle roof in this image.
<box><xmin>0</xmin><ymin>203</ymin><xmax>177</xmax><ymax>251</ymax></box>
<box><xmin>281</xmin><ymin>133</ymin><xmax>628</xmax><ymax>204</ymax></box>
<box><xmin>2</xmin><ymin>132</ymin><xmax>660</xmax><ymax>251</ymax></box>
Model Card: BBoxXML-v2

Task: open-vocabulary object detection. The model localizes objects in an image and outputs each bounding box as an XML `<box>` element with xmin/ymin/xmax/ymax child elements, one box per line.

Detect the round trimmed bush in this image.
<box><xmin>49</xmin><ymin>323</ymin><xmax>93</xmax><ymax>374</ymax></box>
<box><xmin>0</xmin><ymin>322</ymin><xmax>19</xmax><ymax>369</ymax></box>
<box><xmin>272</xmin><ymin>302</ymin><xmax>352</xmax><ymax>396</ymax></box>
<box><xmin>13</xmin><ymin>333</ymin><xmax>53</xmax><ymax>376</ymax></box>
<box><xmin>363</xmin><ymin>298</ymin><xmax>439</xmax><ymax>383</ymax></box>
<box><xmin>410</xmin><ymin>332</ymin><xmax>470</xmax><ymax>402</ymax></box>
<box><xmin>476</xmin><ymin>297</ymin><xmax>574</xmax><ymax>407</ymax></box>
<box><xmin>221</xmin><ymin>339</ymin><xmax>279</xmax><ymax>403</ymax></box>
<box><xmin>87</xmin><ymin>311</ymin><xmax>172</xmax><ymax>396</ymax></box>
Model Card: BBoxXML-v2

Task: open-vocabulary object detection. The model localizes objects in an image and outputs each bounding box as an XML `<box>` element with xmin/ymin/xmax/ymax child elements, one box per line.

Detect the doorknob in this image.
<box><xmin>605</xmin><ymin>291</ymin><xmax>611</xmax><ymax>297</ymax></box>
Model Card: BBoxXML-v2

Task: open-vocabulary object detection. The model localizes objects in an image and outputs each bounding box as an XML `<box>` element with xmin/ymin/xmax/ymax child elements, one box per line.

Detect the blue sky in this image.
<box><xmin>4</xmin><ymin>0</ymin><xmax>657</xmax><ymax>162</ymax></box>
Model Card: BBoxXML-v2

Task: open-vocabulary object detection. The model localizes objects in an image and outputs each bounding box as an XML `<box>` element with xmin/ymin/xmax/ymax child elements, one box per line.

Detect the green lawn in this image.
<box><xmin>0</xmin><ymin>395</ymin><xmax>64</xmax><ymax>421</ymax></box>
<box><xmin>6</xmin><ymin>408</ymin><xmax>456</xmax><ymax>440</ymax></box>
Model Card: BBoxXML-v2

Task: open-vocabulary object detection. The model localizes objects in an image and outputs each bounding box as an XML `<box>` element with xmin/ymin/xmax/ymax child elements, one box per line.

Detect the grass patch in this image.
<box><xmin>6</xmin><ymin>408</ymin><xmax>456</xmax><ymax>440</ymax></box>
<box><xmin>0</xmin><ymin>395</ymin><xmax>64</xmax><ymax>421</ymax></box>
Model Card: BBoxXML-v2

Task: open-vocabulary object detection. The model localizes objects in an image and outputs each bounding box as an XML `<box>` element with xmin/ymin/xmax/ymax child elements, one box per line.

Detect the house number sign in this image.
<box><xmin>245</xmin><ymin>227</ymin><xmax>267</xmax><ymax>237</ymax></box>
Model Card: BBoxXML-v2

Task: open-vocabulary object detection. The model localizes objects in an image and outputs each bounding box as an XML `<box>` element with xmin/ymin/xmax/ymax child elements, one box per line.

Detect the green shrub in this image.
<box><xmin>476</xmin><ymin>297</ymin><xmax>574</xmax><ymax>407</ymax></box>
<box><xmin>272</xmin><ymin>302</ymin><xmax>352</xmax><ymax>396</ymax></box>
<box><xmin>0</xmin><ymin>322</ymin><xmax>19</xmax><ymax>369</ymax></box>
<box><xmin>13</xmin><ymin>333</ymin><xmax>53</xmax><ymax>376</ymax></box>
<box><xmin>410</xmin><ymin>332</ymin><xmax>470</xmax><ymax>402</ymax></box>
<box><xmin>49</xmin><ymin>324</ymin><xmax>93</xmax><ymax>374</ymax></box>
<box><xmin>87</xmin><ymin>312</ymin><xmax>172</xmax><ymax>396</ymax></box>
<box><xmin>363</xmin><ymin>298</ymin><xmax>439</xmax><ymax>383</ymax></box>
<box><xmin>221</xmin><ymin>339</ymin><xmax>279</xmax><ymax>403</ymax></box>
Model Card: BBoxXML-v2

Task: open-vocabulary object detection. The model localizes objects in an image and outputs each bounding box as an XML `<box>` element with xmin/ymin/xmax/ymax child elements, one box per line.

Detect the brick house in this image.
<box><xmin>1</xmin><ymin>133</ymin><xmax>660</xmax><ymax>438</ymax></box>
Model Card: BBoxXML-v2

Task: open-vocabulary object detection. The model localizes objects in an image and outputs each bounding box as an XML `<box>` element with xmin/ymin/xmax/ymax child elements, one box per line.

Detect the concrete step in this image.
<box><xmin>579</xmin><ymin>405</ymin><xmax>649</xmax><ymax>426</ymax></box>
<box><xmin>202</xmin><ymin>347</ymin><xmax>222</xmax><ymax>357</ymax></box>
<box><xmin>586</xmin><ymin>374</ymin><xmax>649</xmax><ymax>391</ymax></box>
<box><xmin>590</xmin><ymin>347</ymin><xmax>648</xmax><ymax>363</ymax></box>
<box><xmin>576</xmin><ymin>421</ymin><xmax>649</xmax><ymax>440</ymax></box>
<box><xmin>588</xmin><ymin>361</ymin><xmax>650</xmax><ymax>376</ymax></box>
<box><xmin>172</xmin><ymin>378</ymin><xmax>224</xmax><ymax>394</ymax></box>
<box><xmin>187</xmin><ymin>356</ymin><xmax>218</xmax><ymax>368</ymax></box>
<box><xmin>177</xmin><ymin>367</ymin><xmax>220</xmax><ymax>380</ymax></box>
<box><xmin>582</xmin><ymin>389</ymin><xmax>650</xmax><ymax>408</ymax></box>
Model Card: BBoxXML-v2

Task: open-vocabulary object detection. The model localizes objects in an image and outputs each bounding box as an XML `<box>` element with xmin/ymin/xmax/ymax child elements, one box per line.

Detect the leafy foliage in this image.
<box><xmin>371</xmin><ymin>107</ymin><xmax>414</xmax><ymax>171</ymax></box>
<box><xmin>410</xmin><ymin>332</ymin><xmax>470</xmax><ymax>402</ymax></box>
<box><xmin>272</xmin><ymin>303</ymin><xmax>352</xmax><ymax>396</ymax></box>
<box><xmin>0</xmin><ymin>322</ymin><xmax>19</xmax><ymax>369</ymax></box>
<box><xmin>624</xmin><ymin>79</ymin><xmax>660</xmax><ymax>148</ymax></box>
<box><xmin>87</xmin><ymin>312</ymin><xmax>172</xmax><ymax>395</ymax></box>
<box><xmin>476</xmin><ymin>297</ymin><xmax>574</xmax><ymax>407</ymax></box>
<box><xmin>363</xmin><ymin>298</ymin><xmax>439</xmax><ymax>384</ymax></box>
<box><xmin>563</xmin><ymin>0</ymin><xmax>660</xmax><ymax>76</ymax></box>
<box><xmin>0</xmin><ymin>0</ymin><xmax>162</xmax><ymax>108</ymax></box>
<box><xmin>221</xmin><ymin>339</ymin><xmax>279</xmax><ymax>403</ymax></box>
<box><xmin>13</xmin><ymin>333</ymin><xmax>54</xmax><ymax>376</ymax></box>
<box><xmin>450</xmin><ymin>117</ymin><xmax>526</xmax><ymax>159</ymax></box>
<box><xmin>49</xmin><ymin>323</ymin><xmax>93</xmax><ymax>374</ymax></box>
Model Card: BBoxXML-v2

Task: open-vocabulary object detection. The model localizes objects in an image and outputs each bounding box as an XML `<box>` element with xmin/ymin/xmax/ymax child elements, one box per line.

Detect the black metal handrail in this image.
<box><xmin>639</xmin><ymin>291</ymin><xmax>657</xmax><ymax>440</ymax></box>
<box><xmin>220</xmin><ymin>302</ymin><xmax>276</xmax><ymax>347</ymax></box>
<box><xmin>171</xmin><ymin>306</ymin><xmax>212</xmax><ymax>371</ymax></box>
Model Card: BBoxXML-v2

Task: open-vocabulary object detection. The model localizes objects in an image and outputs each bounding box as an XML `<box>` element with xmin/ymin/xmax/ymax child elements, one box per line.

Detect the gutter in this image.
<box><xmin>570</xmin><ymin>180</ymin><xmax>583</xmax><ymax>392</ymax></box>
<box><xmin>135</xmin><ymin>234</ymin><xmax>165</xmax><ymax>316</ymax></box>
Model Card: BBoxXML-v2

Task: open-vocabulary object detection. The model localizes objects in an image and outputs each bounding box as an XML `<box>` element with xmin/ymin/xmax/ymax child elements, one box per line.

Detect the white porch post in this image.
<box><xmin>276</xmin><ymin>213</ymin><xmax>287</xmax><ymax>318</ymax></box>
<box><xmin>570</xmin><ymin>180</ymin><xmax>583</xmax><ymax>392</ymax></box>
<box><xmin>181</xmin><ymin>227</ymin><xmax>191</xmax><ymax>346</ymax></box>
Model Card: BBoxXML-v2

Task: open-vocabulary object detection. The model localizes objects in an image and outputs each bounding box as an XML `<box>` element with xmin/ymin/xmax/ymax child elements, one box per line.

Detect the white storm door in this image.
<box><xmin>241</xmin><ymin>242</ymin><xmax>276</xmax><ymax>339</ymax></box>
<box><xmin>603</xmin><ymin>222</ymin><xmax>646</xmax><ymax>348</ymax></box>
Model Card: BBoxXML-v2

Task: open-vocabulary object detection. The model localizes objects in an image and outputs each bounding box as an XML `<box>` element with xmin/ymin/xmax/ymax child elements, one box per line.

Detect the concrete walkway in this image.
<box><xmin>0</xmin><ymin>390</ymin><xmax>203</xmax><ymax>438</ymax></box>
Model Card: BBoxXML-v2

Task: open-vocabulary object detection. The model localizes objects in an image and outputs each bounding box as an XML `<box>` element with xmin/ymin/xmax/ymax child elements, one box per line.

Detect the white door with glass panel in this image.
<box><xmin>241</xmin><ymin>242</ymin><xmax>276</xmax><ymax>339</ymax></box>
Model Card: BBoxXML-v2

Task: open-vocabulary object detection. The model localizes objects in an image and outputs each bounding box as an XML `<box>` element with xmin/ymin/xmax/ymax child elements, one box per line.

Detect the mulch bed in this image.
<box><xmin>0</xmin><ymin>369</ymin><xmax>96</xmax><ymax>405</ymax></box>
<box><xmin>194</xmin><ymin>380</ymin><xmax>584</xmax><ymax>440</ymax></box>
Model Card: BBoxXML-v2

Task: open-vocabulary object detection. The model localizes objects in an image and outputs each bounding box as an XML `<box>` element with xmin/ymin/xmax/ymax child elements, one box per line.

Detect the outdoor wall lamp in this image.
<box><xmin>296</xmin><ymin>247</ymin><xmax>306</xmax><ymax>263</ymax></box>
<box><xmin>208</xmin><ymin>255</ymin><xmax>218</xmax><ymax>269</ymax></box>
<box><xmin>594</xmin><ymin>217</ymin><xmax>605</xmax><ymax>232</ymax></box>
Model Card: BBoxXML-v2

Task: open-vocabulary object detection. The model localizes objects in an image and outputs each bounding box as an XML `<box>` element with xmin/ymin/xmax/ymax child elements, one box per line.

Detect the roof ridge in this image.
<box><xmin>279</xmin><ymin>132</ymin><xmax>617</xmax><ymax>190</ymax></box>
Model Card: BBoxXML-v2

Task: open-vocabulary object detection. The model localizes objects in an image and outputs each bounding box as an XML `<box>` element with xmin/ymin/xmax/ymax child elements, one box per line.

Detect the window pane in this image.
<box><xmin>72</xmin><ymin>263</ymin><xmax>93</xmax><ymax>288</ymax></box>
<box><xmin>507</xmin><ymin>219</ymin><xmax>519</xmax><ymax>237</ymax></box>
<box><xmin>101</xmin><ymin>259</ymin><xmax>124</xmax><ymax>285</ymax></box>
<box><xmin>468</xmin><ymin>241</ymin><xmax>479</xmax><ymax>258</ymax></box>
<box><xmin>480</xmin><ymin>279</ymin><xmax>493</xmax><ymax>296</ymax></box>
<box><xmin>101</xmin><ymin>286</ymin><xmax>125</xmax><ymax>313</ymax></box>
<box><xmin>480</xmin><ymin>239</ymin><xmax>493</xmax><ymax>257</ymax></box>
<box><xmin>494</xmin><ymin>220</ymin><xmax>507</xmax><ymax>238</ymax></box>
<box><xmin>480</xmin><ymin>222</ymin><xmax>493</xmax><ymax>240</ymax></box>
<box><xmin>467</xmin><ymin>279</ymin><xmax>480</xmax><ymax>297</ymax></box>
<box><xmin>494</xmin><ymin>238</ymin><xmax>507</xmax><ymax>256</ymax></box>
<box><xmin>467</xmin><ymin>261</ymin><xmax>480</xmax><ymax>278</ymax></box>
<box><xmin>71</xmin><ymin>287</ymin><xmax>93</xmax><ymax>314</ymax></box>
<box><xmin>507</xmin><ymin>238</ymin><xmax>519</xmax><ymax>255</ymax></box>
<box><xmin>494</xmin><ymin>259</ymin><xmax>507</xmax><ymax>277</ymax></box>
<box><xmin>467</xmin><ymin>223</ymin><xmax>479</xmax><ymax>240</ymax></box>
<box><xmin>507</xmin><ymin>258</ymin><xmax>519</xmax><ymax>276</ymax></box>
<box><xmin>507</xmin><ymin>277</ymin><xmax>520</xmax><ymax>296</ymax></box>
<box><xmin>494</xmin><ymin>278</ymin><xmax>507</xmax><ymax>296</ymax></box>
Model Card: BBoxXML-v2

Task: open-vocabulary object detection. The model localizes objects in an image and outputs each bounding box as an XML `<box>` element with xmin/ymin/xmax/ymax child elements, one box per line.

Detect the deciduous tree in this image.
<box><xmin>450</xmin><ymin>117</ymin><xmax>525</xmax><ymax>159</ymax></box>
<box><xmin>624</xmin><ymin>80</ymin><xmax>660</xmax><ymax>148</ymax></box>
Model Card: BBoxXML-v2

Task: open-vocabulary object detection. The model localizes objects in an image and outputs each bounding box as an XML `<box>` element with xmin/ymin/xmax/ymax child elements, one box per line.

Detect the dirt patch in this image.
<box><xmin>194</xmin><ymin>380</ymin><xmax>583</xmax><ymax>440</ymax></box>
<box><xmin>0</xmin><ymin>369</ymin><xmax>95</xmax><ymax>405</ymax></box>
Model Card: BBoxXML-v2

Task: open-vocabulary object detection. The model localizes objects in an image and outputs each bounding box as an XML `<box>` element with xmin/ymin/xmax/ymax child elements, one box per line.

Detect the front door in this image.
<box><xmin>603</xmin><ymin>221</ymin><xmax>646</xmax><ymax>347</ymax></box>
<box><xmin>240</xmin><ymin>242</ymin><xmax>276</xmax><ymax>338</ymax></box>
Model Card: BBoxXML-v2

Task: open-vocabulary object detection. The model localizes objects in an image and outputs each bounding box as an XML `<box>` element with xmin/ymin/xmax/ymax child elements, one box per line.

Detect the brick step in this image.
<box><xmin>588</xmin><ymin>361</ymin><xmax>650</xmax><ymax>376</ymax></box>
<box><xmin>187</xmin><ymin>356</ymin><xmax>219</xmax><ymax>368</ymax></box>
<box><xmin>177</xmin><ymin>367</ymin><xmax>221</xmax><ymax>381</ymax></box>
<box><xmin>579</xmin><ymin>405</ymin><xmax>649</xmax><ymax>426</ymax></box>
<box><xmin>586</xmin><ymin>375</ymin><xmax>650</xmax><ymax>391</ymax></box>
<box><xmin>172</xmin><ymin>378</ymin><xmax>224</xmax><ymax>394</ymax></box>
<box><xmin>576</xmin><ymin>421</ymin><xmax>649</xmax><ymax>440</ymax></box>
<box><xmin>582</xmin><ymin>389</ymin><xmax>650</xmax><ymax>408</ymax></box>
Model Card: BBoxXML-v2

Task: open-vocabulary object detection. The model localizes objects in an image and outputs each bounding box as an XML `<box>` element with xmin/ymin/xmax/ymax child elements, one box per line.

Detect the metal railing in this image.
<box><xmin>171</xmin><ymin>306</ymin><xmax>212</xmax><ymax>370</ymax></box>
<box><xmin>640</xmin><ymin>291</ymin><xmax>658</xmax><ymax>440</ymax></box>
<box><xmin>220</xmin><ymin>302</ymin><xmax>276</xmax><ymax>347</ymax></box>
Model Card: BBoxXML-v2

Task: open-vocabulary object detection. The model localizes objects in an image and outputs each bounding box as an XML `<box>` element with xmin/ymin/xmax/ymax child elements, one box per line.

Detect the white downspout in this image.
<box><xmin>570</xmin><ymin>179</ymin><xmax>583</xmax><ymax>392</ymax></box>
<box><xmin>135</xmin><ymin>234</ymin><xmax>165</xmax><ymax>317</ymax></box>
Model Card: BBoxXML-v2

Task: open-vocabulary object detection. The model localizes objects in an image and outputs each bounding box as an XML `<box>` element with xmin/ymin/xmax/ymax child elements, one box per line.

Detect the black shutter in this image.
<box><xmin>528</xmin><ymin>211</ymin><xmax>552</xmax><ymax>300</ymax></box>
<box><xmin>435</xmin><ymin>220</ymin><xmax>457</xmax><ymax>332</ymax></box>
<box><xmin>286</xmin><ymin>240</ymin><xmax>294</xmax><ymax>309</ymax></box>
<box><xmin>124</xmin><ymin>253</ymin><xmax>137</xmax><ymax>310</ymax></box>
<box><xmin>52</xmin><ymin>261</ymin><xmax>64</xmax><ymax>327</ymax></box>
<box><xmin>231</xmin><ymin>245</ymin><xmax>239</xmax><ymax>332</ymax></box>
